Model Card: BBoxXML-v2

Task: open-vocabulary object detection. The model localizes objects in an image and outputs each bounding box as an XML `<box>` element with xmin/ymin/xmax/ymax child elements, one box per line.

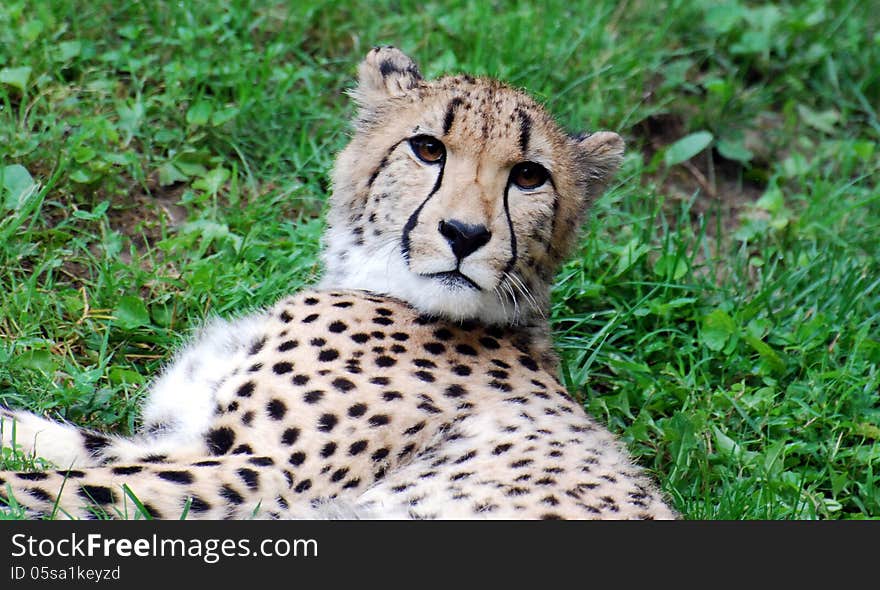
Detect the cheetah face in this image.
<box><xmin>321</xmin><ymin>47</ymin><xmax>624</xmax><ymax>325</ymax></box>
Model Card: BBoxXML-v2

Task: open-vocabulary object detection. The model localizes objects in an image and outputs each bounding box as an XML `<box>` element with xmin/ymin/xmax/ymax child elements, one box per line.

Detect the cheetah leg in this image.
<box><xmin>0</xmin><ymin>407</ymin><xmax>209</xmax><ymax>469</ymax></box>
<box><xmin>0</xmin><ymin>454</ymin><xmax>293</xmax><ymax>520</ymax></box>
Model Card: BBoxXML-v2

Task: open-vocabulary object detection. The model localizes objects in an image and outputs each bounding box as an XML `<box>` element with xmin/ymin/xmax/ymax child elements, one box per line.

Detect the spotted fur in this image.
<box><xmin>0</xmin><ymin>48</ymin><xmax>674</xmax><ymax>520</ymax></box>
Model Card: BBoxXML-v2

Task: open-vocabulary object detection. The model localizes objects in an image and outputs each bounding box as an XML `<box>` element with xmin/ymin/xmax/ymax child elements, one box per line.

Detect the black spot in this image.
<box><xmin>288</xmin><ymin>452</ymin><xmax>306</xmax><ymax>466</ymax></box>
<box><xmin>452</xmin><ymin>365</ymin><xmax>471</xmax><ymax>376</ymax></box>
<box><xmin>329</xmin><ymin>321</ymin><xmax>348</xmax><ymax>333</ymax></box>
<box><xmin>220</xmin><ymin>485</ymin><xmax>244</xmax><ymax>505</ymax></box>
<box><xmin>368</xmin><ymin>414</ymin><xmax>391</xmax><ymax>427</ymax></box>
<box><xmin>16</xmin><ymin>472</ymin><xmax>48</xmax><ymax>481</ymax></box>
<box><xmin>206</xmin><ymin>427</ymin><xmax>235</xmax><ymax>455</ymax></box>
<box><xmin>294</xmin><ymin>479</ymin><xmax>312</xmax><ymax>493</ymax></box>
<box><xmin>375</xmin><ymin>355</ymin><xmax>396</xmax><ymax>367</ymax></box>
<box><xmin>302</xmin><ymin>313</ymin><xmax>319</xmax><ymax>323</ymax></box>
<box><xmin>318</xmin><ymin>349</ymin><xmax>340</xmax><ymax>362</ymax></box>
<box><xmin>391</xmin><ymin>332</ymin><xmax>409</xmax><ymax>341</ymax></box>
<box><xmin>281</xmin><ymin>428</ymin><xmax>300</xmax><ymax>445</ymax></box>
<box><xmin>490</xmin><ymin>380</ymin><xmax>513</xmax><ymax>392</ymax></box>
<box><xmin>517</xmin><ymin>109</ymin><xmax>532</xmax><ymax>153</ymax></box>
<box><xmin>55</xmin><ymin>470</ymin><xmax>85</xmax><ymax>479</ymax></box>
<box><xmin>292</xmin><ymin>374</ymin><xmax>310</xmax><ymax>386</ymax></box>
<box><xmin>342</xmin><ymin>478</ymin><xmax>361</xmax><ymax>490</ymax></box>
<box><xmin>310</xmin><ymin>337</ymin><xmax>327</xmax><ymax>347</ymax></box>
<box><xmin>331</xmin><ymin>468</ymin><xmax>349</xmax><ymax>482</ymax></box>
<box><xmin>348</xmin><ymin>440</ymin><xmax>368</xmax><ymax>455</ymax></box>
<box><xmin>188</xmin><ymin>496</ymin><xmax>211</xmax><ymax>513</ymax></box>
<box><xmin>493</xmin><ymin>443</ymin><xmax>513</xmax><ymax>455</ymax></box>
<box><xmin>277</xmin><ymin>340</ymin><xmax>298</xmax><ymax>352</ymax></box>
<box><xmin>417</xmin><ymin>401</ymin><xmax>442</xmax><ymax>414</ymax></box>
<box><xmin>249</xmin><ymin>336</ymin><xmax>267</xmax><ymax>355</ymax></box>
<box><xmin>373</xmin><ymin>316</ymin><xmax>393</xmax><ymax>326</ymax></box>
<box><xmin>237</xmin><ymin>381</ymin><xmax>256</xmax><ymax>397</ymax></box>
<box><xmin>372</xmin><ymin>448</ymin><xmax>390</xmax><ymax>462</ymax></box>
<box><xmin>433</xmin><ymin>328</ymin><xmax>454</xmax><ymax>341</ymax></box>
<box><xmin>414</xmin><ymin>370</ymin><xmax>435</xmax><ymax>383</ymax></box>
<box><xmin>444</xmin><ymin>384</ymin><xmax>467</xmax><ymax>398</ymax></box>
<box><xmin>443</xmin><ymin>96</ymin><xmax>465</xmax><ymax>134</ymax></box>
<box><xmin>192</xmin><ymin>460</ymin><xmax>221</xmax><ymax>467</ymax></box>
<box><xmin>304</xmin><ymin>390</ymin><xmax>324</xmax><ymax>404</ymax></box>
<box><xmin>333</xmin><ymin>301</ymin><xmax>353</xmax><ymax>308</ymax></box>
<box><xmin>351</xmin><ymin>333</ymin><xmax>370</xmax><ymax>344</ymax></box>
<box><xmin>237</xmin><ymin>468</ymin><xmax>260</xmax><ymax>490</ymax></box>
<box><xmin>331</xmin><ymin>377</ymin><xmax>355</xmax><ymax>392</ymax></box>
<box><xmin>423</xmin><ymin>342</ymin><xmax>445</xmax><ymax>354</ymax></box>
<box><xmin>273</xmin><ymin>361</ymin><xmax>294</xmax><ymax>374</ymax></box>
<box><xmin>398</xmin><ymin>443</ymin><xmax>416</xmax><ymax>459</ymax></box>
<box><xmin>27</xmin><ymin>487</ymin><xmax>53</xmax><ymax>502</ymax></box>
<box><xmin>318</xmin><ymin>413</ymin><xmax>338</xmax><ymax>432</ymax></box>
<box><xmin>413</xmin><ymin>358</ymin><xmax>437</xmax><ymax>368</ymax></box>
<box><xmin>518</xmin><ymin>355</ymin><xmax>540</xmax><ymax>371</ymax></box>
<box><xmin>279</xmin><ymin>310</ymin><xmax>293</xmax><ymax>323</ymax></box>
<box><xmin>479</xmin><ymin>337</ymin><xmax>501</xmax><ymax>349</ymax></box>
<box><xmin>454</xmin><ymin>451</ymin><xmax>476</xmax><ymax>464</ymax></box>
<box><xmin>455</xmin><ymin>343</ymin><xmax>478</xmax><ymax>356</ymax></box>
<box><xmin>249</xmin><ymin>456</ymin><xmax>274</xmax><ymax>466</ymax></box>
<box><xmin>404</xmin><ymin>421</ymin><xmax>426</xmax><ymax>436</ymax></box>
<box><xmin>241</xmin><ymin>411</ymin><xmax>254</xmax><ymax>426</ymax></box>
<box><xmin>488</xmin><ymin>370</ymin><xmax>509</xmax><ymax>379</ymax></box>
<box><xmin>320</xmin><ymin>442</ymin><xmax>337</xmax><ymax>458</ymax></box>
<box><xmin>304</xmin><ymin>297</ymin><xmax>319</xmax><ymax>305</ymax></box>
<box><xmin>78</xmin><ymin>485</ymin><xmax>116</xmax><ymax>505</ymax></box>
<box><xmin>83</xmin><ymin>433</ymin><xmax>110</xmax><ymax>454</ymax></box>
<box><xmin>348</xmin><ymin>403</ymin><xmax>368</xmax><ymax>417</ymax></box>
<box><xmin>370</xmin><ymin>376</ymin><xmax>389</xmax><ymax>386</ymax></box>
<box><xmin>383</xmin><ymin>391</ymin><xmax>403</xmax><ymax>401</ymax></box>
<box><xmin>158</xmin><ymin>470</ymin><xmax>194</xmax><ymax>484</ymax></box>
<box><xmin>267</xmin><ymin>399</ymin><xmax>287</xmax><ymax>420</ymax></box>
<box><xmin>232</xmin><ymin>444</ymin><xmax>253</xmax><ymax>455</ymax></box>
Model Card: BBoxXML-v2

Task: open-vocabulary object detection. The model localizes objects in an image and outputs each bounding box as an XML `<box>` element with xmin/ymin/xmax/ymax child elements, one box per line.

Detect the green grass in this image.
<box><xmin>1</xmin><ymin>0</ymin><xmax>878</xmax><ymax>519</ymax></box>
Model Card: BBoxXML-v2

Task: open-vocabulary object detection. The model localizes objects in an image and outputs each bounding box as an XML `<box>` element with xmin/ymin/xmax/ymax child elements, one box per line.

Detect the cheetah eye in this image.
<box><xmin>510</xmin><ymin>162</ymin><xmax>549</xmax><ymax>190</ymax></box>
<box><xmin>409</xmin><ymin>135</ymin><xmax>446</xmax><ymax>164</ymax></box>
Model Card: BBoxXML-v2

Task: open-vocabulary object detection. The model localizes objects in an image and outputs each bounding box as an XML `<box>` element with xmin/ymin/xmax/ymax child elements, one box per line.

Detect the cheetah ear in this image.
<box><xmin>355</xmin><ymin>46</ymin><xmax>423</xmax><ymax>105</ymax></box>
<box><xmin>572</xmin><ymin>131</ymin><xmax>625</xmax><ymax>198</ymax></box>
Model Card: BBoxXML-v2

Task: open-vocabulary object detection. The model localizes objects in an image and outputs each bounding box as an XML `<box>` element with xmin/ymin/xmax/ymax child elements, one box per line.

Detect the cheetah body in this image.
<box><xmin>0</xmin><ymin>48</ymin><xmax>674</xmax><ymax>520</ymax></box>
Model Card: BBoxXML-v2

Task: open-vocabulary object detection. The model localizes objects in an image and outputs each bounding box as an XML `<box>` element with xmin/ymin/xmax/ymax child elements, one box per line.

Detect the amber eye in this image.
<box><xmin>510</xmin><ymin>162</ymin><xmax>549</xmax><ymax>190</ymax></box>
<box><xmin>409</xmin><ymin>135</ymin><xmax>446</xmax><ymax>164</ymax></box>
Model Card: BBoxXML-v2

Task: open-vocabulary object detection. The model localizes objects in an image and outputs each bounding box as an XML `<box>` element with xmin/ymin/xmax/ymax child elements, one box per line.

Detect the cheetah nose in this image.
<box><xmin>438</xmin><ymin>219</ymin><xmax>492</xmax><ymax>260</ymax></box>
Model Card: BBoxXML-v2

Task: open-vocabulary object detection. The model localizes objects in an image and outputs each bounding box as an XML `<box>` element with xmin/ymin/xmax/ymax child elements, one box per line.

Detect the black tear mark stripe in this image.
<box><xmin>501</xmin><ymin>183</ymin><xmax>518</xmax><ymax>276</ymax></box>
<box><xmin>517</xmin><ymin>109</ymin><xmax>532</xmax><ymax>154</ymax></box>
<box><xmin>400</xmin><ymin>158</ymin><xmax>446</xmax><ymax>259</ymax></box>
<box><xmin>368</xmin><ymin>139</ymin><xmax>406</xmax><ymax>188</ymax></box>
<box><xmin>443</xmin><ymin>97</ymin><xmax>465</xmax><ymax>135</ymax></box>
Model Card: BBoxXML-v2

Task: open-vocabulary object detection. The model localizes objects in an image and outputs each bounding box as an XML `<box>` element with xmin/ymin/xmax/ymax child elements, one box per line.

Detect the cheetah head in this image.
<box><xmin>320</xmin><ymin>47</ymin><xmax>624</xmax><ymax>326</ymax></box>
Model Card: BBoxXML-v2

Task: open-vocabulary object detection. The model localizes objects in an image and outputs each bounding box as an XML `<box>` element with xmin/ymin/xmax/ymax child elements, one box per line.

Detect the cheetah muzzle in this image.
<box><xmin>0</xmin><ymin>47</ymin><xmax>675</xmax><ymax>520</ymax></box>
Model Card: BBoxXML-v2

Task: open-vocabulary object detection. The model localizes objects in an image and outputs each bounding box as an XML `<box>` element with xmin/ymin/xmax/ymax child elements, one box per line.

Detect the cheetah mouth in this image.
<box><xmin>421</xmin><ymin>270</ymin><xmax>482</xmax><ymax>291</ymax></box>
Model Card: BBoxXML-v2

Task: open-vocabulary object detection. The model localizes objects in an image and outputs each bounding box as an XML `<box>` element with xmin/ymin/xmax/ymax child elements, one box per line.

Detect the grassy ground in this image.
<box><xmin>1</xmin><ymin>0</ymin><xmax>878</xmax><ymax>519</ymax></box>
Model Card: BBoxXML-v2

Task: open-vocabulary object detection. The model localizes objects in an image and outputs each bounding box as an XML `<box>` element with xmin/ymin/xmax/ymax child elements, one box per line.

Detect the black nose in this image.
<box><xmin>438</xmin><ymin>219</ymin><xmax>492</xmax><ymax>260</ymax></box>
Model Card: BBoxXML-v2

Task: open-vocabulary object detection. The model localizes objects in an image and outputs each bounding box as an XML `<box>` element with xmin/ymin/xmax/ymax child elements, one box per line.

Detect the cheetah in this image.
<box><xmin>0</xmin><ymin>47</ymin><xmax>675</xmax><ymax>520</ymax></box>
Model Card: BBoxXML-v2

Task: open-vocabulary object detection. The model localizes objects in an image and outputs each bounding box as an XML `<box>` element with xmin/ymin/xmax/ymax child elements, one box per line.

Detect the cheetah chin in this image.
<box><xmin>0</xmin><ymin>47</ymin><xmax>676</xmax><ymax>520</ymax></box>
